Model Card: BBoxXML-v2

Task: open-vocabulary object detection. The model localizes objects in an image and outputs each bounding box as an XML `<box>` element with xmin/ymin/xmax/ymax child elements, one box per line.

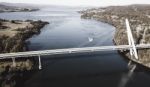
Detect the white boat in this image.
<box><xmin>88</xmin><ymin>37</ymin><xmax>93</xmax><ymax>42</ymax></box>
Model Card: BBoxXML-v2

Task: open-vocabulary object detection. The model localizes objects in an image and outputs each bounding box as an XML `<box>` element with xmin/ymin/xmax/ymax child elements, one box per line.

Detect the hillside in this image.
<box><xmin>80</xmin><ymin>4</ymin><xmax>150</xmax><ymax>68</ymax></box>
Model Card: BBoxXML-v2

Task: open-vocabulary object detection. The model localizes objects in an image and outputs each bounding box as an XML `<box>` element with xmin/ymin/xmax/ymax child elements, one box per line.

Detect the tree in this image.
<box><xmin>11</xmin><ymin>20</ymin><xmax>16</xmax><ymax>23</ymax></box>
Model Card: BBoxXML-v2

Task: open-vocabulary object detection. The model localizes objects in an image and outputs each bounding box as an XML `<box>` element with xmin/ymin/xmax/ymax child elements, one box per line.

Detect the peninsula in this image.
<box><xmin>0</xmin><ymin>3</ymin><xmax>39</xmax><ymax>12</ymax></box>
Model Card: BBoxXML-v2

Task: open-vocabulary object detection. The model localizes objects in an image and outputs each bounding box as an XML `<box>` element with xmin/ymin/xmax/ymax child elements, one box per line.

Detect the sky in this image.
<box><xmin>0</xmin><ymin>0</ymin><xmax>150</xmax><ymax>6</ymax></box>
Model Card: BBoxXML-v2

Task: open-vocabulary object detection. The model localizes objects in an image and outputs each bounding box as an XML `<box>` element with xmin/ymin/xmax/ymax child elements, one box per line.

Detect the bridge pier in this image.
<box><xmin>38</xmin><ymin>55</ymin><xmax>42</xmax><ymax>70</ymax></box>
<box><xmin>12</xmin><ymin>57</ymin><xmax>16</xmax><ymax>67</ymax></box>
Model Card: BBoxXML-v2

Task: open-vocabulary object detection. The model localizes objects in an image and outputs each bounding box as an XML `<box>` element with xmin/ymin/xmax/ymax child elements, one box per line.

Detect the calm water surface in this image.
<box><xmin>0</xmin><ymin>7</ymin><xmax>150</xmax><ymax>87</ymax></box>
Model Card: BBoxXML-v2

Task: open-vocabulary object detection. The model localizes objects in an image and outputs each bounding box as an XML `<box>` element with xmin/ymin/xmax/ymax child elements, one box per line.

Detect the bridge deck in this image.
<box><xmin>0</xmin><ymin>44</ymin><xmax>150</xmax><ymax>59</ymax></box>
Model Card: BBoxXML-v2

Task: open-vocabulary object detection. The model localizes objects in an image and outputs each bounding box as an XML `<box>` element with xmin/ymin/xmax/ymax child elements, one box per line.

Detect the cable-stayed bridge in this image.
<box><xmin>0</xmin><ymin>19</ymin><xmax>150</xmax><ymax>69</ymax></box>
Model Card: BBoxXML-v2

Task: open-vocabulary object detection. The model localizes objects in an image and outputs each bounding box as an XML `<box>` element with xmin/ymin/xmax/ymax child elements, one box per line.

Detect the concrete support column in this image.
<box><xmin>38</xmin><ymin>55</ymin><xmax>42</xmax><ymax>70</ymax></box>
<box><xmin>12</xmin><ymin>57</ymin><xmax>16</xmax><ymax>67</ymax></box>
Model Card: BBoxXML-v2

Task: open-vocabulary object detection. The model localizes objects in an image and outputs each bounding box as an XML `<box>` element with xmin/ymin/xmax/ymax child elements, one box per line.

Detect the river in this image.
<box><xmin>0</xmin><ymin>6</ymin><xmax>150</xmax><ymax>87</ymax></box>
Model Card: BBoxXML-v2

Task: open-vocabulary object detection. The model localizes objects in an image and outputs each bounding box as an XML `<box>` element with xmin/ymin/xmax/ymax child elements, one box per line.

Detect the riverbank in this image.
<box><xmin>0</xmin><ymin>19</ymin><xmax>49</xmax><ymax>53</ymax></box>
<box><xmin>0</xmin><ymin>19</ymin><xmax>49</xmax><ymax>87</ymax></box>
<box><xmin>80</xmin><ymin>4</ymin><xmax>150</xmax><ymax>68</ymax></box>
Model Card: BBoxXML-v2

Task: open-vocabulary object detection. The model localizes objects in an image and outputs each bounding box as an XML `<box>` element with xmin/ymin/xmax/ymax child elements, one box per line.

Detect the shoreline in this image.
<box><xmin>0</xmin><ymin>19</ymin><xmax>49</xmax><ymax>87</ymax></box>
<box><xmin>0</xmin><ymin>3</ymin><xmax>45</xmax><ymax>87</ymax></box>
<box><xmin>0</xmin><ymin>4</ymin><xmax>39</xmax><ymax>13</ymax></box>
<box><xmin>80</xmin><ymin>4</ymin><xmax>150</xmax><ymax>68</ymax></box>
<box><xmin>0</xmin><ymin>9</ymin><xmax>39</xmax><ymax>13</ymax></box>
